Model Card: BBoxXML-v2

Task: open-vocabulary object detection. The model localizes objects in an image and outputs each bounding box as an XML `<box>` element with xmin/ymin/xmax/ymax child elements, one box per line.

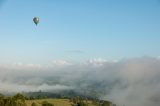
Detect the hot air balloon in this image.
<box><xmin>33</xmin><ymin>17</ymin><xmax>40</xmax><ymax>26</ymax></box>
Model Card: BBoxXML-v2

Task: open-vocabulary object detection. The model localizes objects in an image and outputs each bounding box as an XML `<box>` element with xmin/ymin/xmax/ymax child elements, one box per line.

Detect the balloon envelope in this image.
<box><xmin>33</xmin><ymin>17</ymin><xmax>39</xmax><ymax>25</ymax></box>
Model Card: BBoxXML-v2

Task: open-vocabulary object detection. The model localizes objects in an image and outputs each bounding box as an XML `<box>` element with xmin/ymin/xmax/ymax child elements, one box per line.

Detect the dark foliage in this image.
<box><xmin>41</xmin><ymin>101</ymin><xmax>54</xmax><ymax>106</ymax></box>
<box><xmin>31</xmin><ymin>102</ymin><xmax>38</xmax><ymax>106</ymax></box>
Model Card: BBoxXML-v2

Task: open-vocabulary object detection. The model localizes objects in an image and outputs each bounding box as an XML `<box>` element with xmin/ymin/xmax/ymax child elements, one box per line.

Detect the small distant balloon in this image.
<box><xmin>33</xmin><ymin>17</ymin><xmax>40</xmax><ymax>26</ymax></box>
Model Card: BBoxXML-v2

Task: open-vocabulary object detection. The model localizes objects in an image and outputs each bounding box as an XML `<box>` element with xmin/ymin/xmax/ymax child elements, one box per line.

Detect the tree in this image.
<box><xmin>0</xmin><ymin>99</ymin><xmax>5</xmax><ymax>106</ymax></box>
<box><xmin>31</xmin><ymin>102</ymin><xmax>38</xmax><ymax>106</ymax></box>
<box><xmin>77</xmin><ymin>102</ymin><xmax>88</xmax><ymax>106</ymax></box>
<box><xmin>41</xmin><ymin>101</ymin><xmax>54</xmax><ymax>106</ymax></box>
<box><xmin>101</xmin><ymin>101</ymin><xmax>111</xmax><ymax>106</ymax></box>
<box><xmin>13</xmin><ymin>93</ymin><xmax>25</xmax><ymax>102</ymax></box>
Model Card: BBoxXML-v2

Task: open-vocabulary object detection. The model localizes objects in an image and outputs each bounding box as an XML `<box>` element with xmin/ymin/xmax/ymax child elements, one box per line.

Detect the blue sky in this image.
<box><xmin>0</xmin><ymin>0</ymin><xmax>160</xmax><ymax>64</ymax></box>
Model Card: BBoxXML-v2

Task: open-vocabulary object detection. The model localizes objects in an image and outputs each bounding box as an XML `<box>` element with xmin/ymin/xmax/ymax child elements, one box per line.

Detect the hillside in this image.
<box><xmin>0</xmin><ymin>93</ymin><xmax>114</xmax><ymax>106</ymax></box>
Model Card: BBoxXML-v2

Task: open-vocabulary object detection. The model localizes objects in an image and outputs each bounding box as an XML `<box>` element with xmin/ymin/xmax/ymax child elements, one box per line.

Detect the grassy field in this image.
<box><xmin>26</xmin><ymin>98</ymin><xmax>95</xmax><ymax>106</ymax></box>
<box><xmin>26</xmin><ymin>99</ymin><xmax>72</xmax><ymax>106</ymax></box>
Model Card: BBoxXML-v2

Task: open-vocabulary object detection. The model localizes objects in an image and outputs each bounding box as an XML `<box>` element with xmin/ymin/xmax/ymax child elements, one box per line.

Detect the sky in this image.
<box><xmin>0</xmin><ymin>0</ymin><xmax>160</xmax><ymax>64</ymax></box>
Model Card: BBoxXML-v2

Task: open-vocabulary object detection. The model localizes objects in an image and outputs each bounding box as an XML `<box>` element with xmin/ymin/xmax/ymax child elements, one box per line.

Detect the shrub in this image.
<box><xmin>31</xmin><ymin>102</ymin><xmax>38</xmax><ymax>106</ymax></box>
<box><xmin>41</xmin><ymin>101</ymin><xmax>54</xmax><ymax>106</ymax></box>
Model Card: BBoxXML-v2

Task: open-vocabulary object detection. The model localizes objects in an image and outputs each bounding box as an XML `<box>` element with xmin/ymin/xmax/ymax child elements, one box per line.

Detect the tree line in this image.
<box><xmin>0</xmin><ymin>93</ymin><xmax>54</xmax><ymax>106</ymax></box>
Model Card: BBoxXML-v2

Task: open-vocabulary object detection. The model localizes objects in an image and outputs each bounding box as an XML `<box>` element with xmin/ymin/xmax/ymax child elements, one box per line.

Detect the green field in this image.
<box><xmin>26</xmin><ymin>99</ymin><xmax>72</xmax><ymax>106</ymax></box>
<box><xmin>26</xmin><ymin>98</ymin><xmax>96</xmax><ymax>106</ymax></box>
<box><xmin>25</xmin><ymin>99</ymin><xmax>111</xmax><ymax>106</ymax></box>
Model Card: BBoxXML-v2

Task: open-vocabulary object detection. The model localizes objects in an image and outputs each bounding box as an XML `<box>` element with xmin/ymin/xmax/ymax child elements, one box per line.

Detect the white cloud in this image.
<box><xmin>36</xmin><ymin>84</ymin><xmax>73</xmax><ymax>91</ymax></box>
<box><xmin>86</xmin><ymin>58</ymin><xmax>118</xmax><ymax>66</ymax></box>
<box><xmin>52</xmin><ymin>60</ymin><xmax>72</xmax><ymax>66</ymax></box>
<box><xmin>87</xmin><ymin>58</ymin><xmax>107</xmax><ymax>66</ymax></box>
<box><xmin>0</xmin><ymin>57</ymin><xmax>160</xmax><ymax>106</ymax></box>
<box><xmin>0</xmin><ymin>62</ymin><xmax>42</xmax><ymax>68</ymax></box>
<box><xmin>0</xmin><ymin>81</ymin><xmax>73</xmax><ymax>92</ymax></box>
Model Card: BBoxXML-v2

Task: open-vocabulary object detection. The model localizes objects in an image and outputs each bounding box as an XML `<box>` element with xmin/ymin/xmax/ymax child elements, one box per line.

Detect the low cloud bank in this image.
<box><xmin>0</xmin><ymin>57</ymin><xmax>160</xmax><ymax>106</ymax></box>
